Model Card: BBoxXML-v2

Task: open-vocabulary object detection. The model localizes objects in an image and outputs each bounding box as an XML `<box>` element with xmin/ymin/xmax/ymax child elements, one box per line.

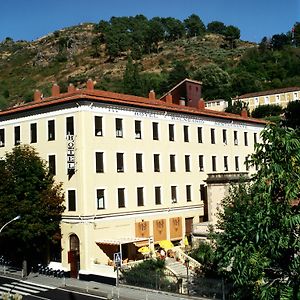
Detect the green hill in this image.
<box><xmin>0</xmin><ymin>17</ymin><xmax>299</xmax><ymax>109</ymax></box>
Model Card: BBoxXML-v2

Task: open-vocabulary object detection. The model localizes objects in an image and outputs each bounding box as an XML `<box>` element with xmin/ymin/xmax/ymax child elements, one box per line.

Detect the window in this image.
<box><xmin>224</xmin><ymin>156</ymin><xmax>228</xmax><ymax>171</ymax></box>
<box><xmin>94</xmin><ymin>116</ymin><xmax>103</xmax><ymax>136</ymax></box>
<box><xmin>197</xmin><ymin>127</ymin><xmax>203</xmax><ymax>143</ymax></box>
<box><xmin>211</xmin><ymin>128</ymin><xmax>215</xmax><ymax>144</ymax></box>
<box><xmin>48</xmin><ymin>155</ymin><xmax>56</xmax><ymax>175</ymax></box>
<box><xmin>116</xmin><ymin>118</ymin><xmax>123</xmax><ymax>137</ymax></box>
<box><xmin>47</xmin><ymin>120</ymin><xmax>55</xmax><ymax>141</ymax></box>
<box><xmin>68</xmin><ymin>190</ymin><xmax>76</xmax><ymax>211</ymax></box>
<box><xmin>169</xmin><ymin>124</ymin><xmax>175</xmax><ymax>141</ymax></box>
<box><xmin>153</xmin><ymin>154</ymin><xmax>160</xmax><ymax>172</ymax></box>
<box><xmin>254</xmin><ymin>133</ymin><xmax>257</xmax><ymax>144</ymax></box>
<box><xmin>183</xmin><ymin>125</ymin><xmax>189</xmax><ymax>142</ymax></box>
<box><xmin>0</xmin><ymin>128</ymin><xmax>4</xmax><ymax>147</ymax></box>
<box><xmin>118</xmin><ymin>188</ymin><xmax>125</xmax><ymax>208</ymax></box>
<box><xmin>222</xmin><ymin>129</ymin><xmax>227</xmax><ymax>144</ymax></box>
<box><xmin>185</xmin><ymin>155</ymin><xmax>191</xmax><ymax>172</ymax></box>
<box><xmin>200</xmin><ymin>184</ymin><xmax>207</xmax><ymax>201</ymax></box>
<box><xmin>199</xmin><ymin>155</ymin><xmax>204</xmax><ymax>172</ymax></box>
<box><xmin>96</xmin><ymin>189</ymin><xmax>105</xmax><ymax>209</ymax></box>
<box><xmin>117</xmin><ymin>153</ymin><xmax>124</xmax><ymax>172</ymax></box>
<box><xmin>234</xmin><ymin>131</ymin><xmax>238</xmax><ymax>145</ymax></box>
<box><xmin>264</xmin><ymin>96</ymin><xmax>269</xmax><ymax>104</ymax></box>
<box><xmin>235</xmin><ymin>156</ymin><xmax>239</xmax><ymax>171</ymax></box>
<box><xmin>171</xmin><ymin>186</ymin><xmax>177</xmax><ymax>203</ymax></box>
<box><xmin>95</xmin><ymin>152</ymin><xmax>104</xmax><ymax>173</ymax></box>
<box><xmin>245</xmin><ymin>156</ymin><xmax>250</xmax><ymax>171</ymax></box>
<box><xmin>244</xmin><ymin>132</ymin><xmax>248</xmax><ymax>146</ymax></box>
<box><xmin>212</xmin><ymin>156</ymin><xmax>217</xmax><ymax>172</ymax></box>
<box><xmin>152</xmin><ymin>122</ymin><xmax>159</xmax><ymax>140</ymax></box>
<box><xmin>170</xmin><ymin>154</ymin><xmax>176</xmax><ymax>172</ymax></box>
<box><xmin>155</xmin><ymin>186</ymin><xmax>161</xmax><ymax>205</ymax></box>
<box><xmin>186</xmin><ymin>185</ymin><xmax>192</xmax><ymax>202</ymax></box>
<box><xmin>135</xmin><ymin>120</ymin><xmax>141</xmax><ymax>139</ymax></box>
<box><xmin>66</xmin><ymin>117</ymin><xmax>74</xmax><ymax>135</ymax></box>
<box><xmin>137</xmin><ymin>187</ymin><xmax>144</xmax><ymax>206</ymax></box>
<box><xmin>14</xmin><ymin>126</ymin><xmax>20</xmax><ymax>145</ymax></box>
<box><xmin>136</xmin><ymin>153</ymin><xmax>143</xmax><ymax>172</ymax></box>
<box><xmin>30</xmin><ymin>123</ymin><xmax>37</xmax><ymax>143</ymax></box>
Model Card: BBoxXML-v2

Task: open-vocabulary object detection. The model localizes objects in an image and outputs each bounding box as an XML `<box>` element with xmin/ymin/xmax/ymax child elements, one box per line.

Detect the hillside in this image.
<box><xmin>0</xmin><ymin>22</ymin><xmax>255</xmax><ymax>108</ymax></box>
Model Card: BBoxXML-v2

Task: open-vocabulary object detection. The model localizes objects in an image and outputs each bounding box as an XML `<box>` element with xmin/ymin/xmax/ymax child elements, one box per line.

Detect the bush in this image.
<box><xmin>251</xmin><ymin>104</ymin><xmax>283</xmax><ymax>118</ymax></box>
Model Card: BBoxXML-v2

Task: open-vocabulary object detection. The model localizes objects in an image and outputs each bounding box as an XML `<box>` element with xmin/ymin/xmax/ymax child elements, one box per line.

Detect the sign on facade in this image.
<box><xmin>66</xmin><ymin>134</ymin><xmax>75</xmax><ymax>173</ymax></box>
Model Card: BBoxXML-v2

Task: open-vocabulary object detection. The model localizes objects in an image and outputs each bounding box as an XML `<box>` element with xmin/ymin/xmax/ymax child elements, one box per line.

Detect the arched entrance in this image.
<box><xmin>69</xmin><ymin>234</ymin><xmax>80</xmax><ymax>278</ymax></box>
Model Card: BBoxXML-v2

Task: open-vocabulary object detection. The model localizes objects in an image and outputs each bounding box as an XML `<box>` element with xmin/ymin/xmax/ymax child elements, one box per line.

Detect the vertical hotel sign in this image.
<box><xmin>67</xmin><ymin>134</ymin><xmax>75</xmax><ymax>175</ymax></box>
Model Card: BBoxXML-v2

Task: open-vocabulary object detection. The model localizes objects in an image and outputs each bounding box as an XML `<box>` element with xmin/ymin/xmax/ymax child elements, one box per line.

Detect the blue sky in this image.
<box><xmin>0</xmin><ymin>0</ymin><xmax>299</xmax><ymax>43</ymax></box>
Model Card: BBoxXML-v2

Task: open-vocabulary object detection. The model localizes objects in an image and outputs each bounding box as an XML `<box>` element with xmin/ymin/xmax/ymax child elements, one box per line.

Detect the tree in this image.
<box><xmin>193</xmin><ymin>64</ymin><xmax>231</xmax><ymax>99</ymax></box>
<box><xmin>251</xmin><ymin>104</ymin><xmax>283</xmax><ymax>119</ymax></box>
<box><xmin>223</xmin><ymin>25</ymin><xmax>240</xmax><ymax>49</ymax></box>
<box><xmin>284</xmin><ymin>99</ymin><xmax>300</xmax><ymax>130</ymax></box>
<box><xmin>225</xmin><ymin>99</ymin><xmax>248</xmax><ymax>115</ymax></box>
<box><xmin>0</xmin><ymin>145</ymin><xmax>65</xmax><ymax>269</ymax></box>
<box><xmin>214</xmin><ymin>124</ymin><xmax>300</xmax><ymax>299</ymax></box>
<box><xmin>166</xmin><ymin>60</ymin><xmax>189</xmax><ymax>91</ymax></box>
<box><xmin>123</xmin><ymin>57</ymin><xmax>143</xmax><ymax>96</ymax></box>
<box><xmin>161</xmin><ymin>17</ymin><xmax>185</xmax><ymax>41</ymax></box>
<box><xmin>207</xmin><ymin>21</ymin><xmax>227</xmax><ymax>35</ymax></box>
<box><xmin>144</xmin><ymin>18</ymin><xmax>165</xmax><ymax>53</ymax></box>
<box><xmin>183</xmin><ymin>14</ymin><xmax>206</xmax><ymax>37</ymax></box>
<box><xmin>270</xmin><ymin>34</ymin><xmax>290</xmax><ymax>50</ymax></box>
<box><xmin>292</xmin><ymin>22</ymin><xmax>300</xmax><ymax>47</ymax></box>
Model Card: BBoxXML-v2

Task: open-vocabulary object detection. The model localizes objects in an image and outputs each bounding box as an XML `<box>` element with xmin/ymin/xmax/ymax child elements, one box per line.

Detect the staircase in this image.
<box><xmin>165</xmin><ymin>257</ymin><xmax>197</xmax><ymax>295</ymax></box>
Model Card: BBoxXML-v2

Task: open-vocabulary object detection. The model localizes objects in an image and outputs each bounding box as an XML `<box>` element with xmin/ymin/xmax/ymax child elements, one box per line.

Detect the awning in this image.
<box><xmin>96</xmin><ymin>237</ymin><xmax>149</xmax><ymax>246</ymax></box>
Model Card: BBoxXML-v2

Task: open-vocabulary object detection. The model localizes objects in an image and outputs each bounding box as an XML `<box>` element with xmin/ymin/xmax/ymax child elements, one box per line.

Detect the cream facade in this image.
<box><xmin>204</xmin><ymin>99</ymin><xmax>228</xmax><ymax>112</ymax></box>
<box><xmin>233</xmin><ymin>87</ymin><xmax>300</xmax><ymax>112</ymax></box>
<box><xmin>0</xmin><ymin>81</ymin><xmax>266</xmax><ymax>279</ymax></box>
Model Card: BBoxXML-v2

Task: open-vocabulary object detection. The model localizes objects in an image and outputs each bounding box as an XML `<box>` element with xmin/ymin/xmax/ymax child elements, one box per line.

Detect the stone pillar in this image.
<box><xmin>205</xmin><ymin>172</ymin><xmax>249</xmax><ymax>224</ymax></box>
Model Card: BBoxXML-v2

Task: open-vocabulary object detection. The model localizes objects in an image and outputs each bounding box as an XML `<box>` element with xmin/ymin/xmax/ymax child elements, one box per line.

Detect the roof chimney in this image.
<box><xmin>166</xmin><ymin>93</ymin><xmax>173</xmax><ymax>104</ymax></box>
<box><xmin>34</xmin><ymin>90</ymin><xmax>42</xmax><ymax>102</ymax></box>
<box><xmin>198</xmin><ymin>99</ymin><xmax>205</xmax><ymax>110</ymax></box>
<box><xmin>241</xmin><ymin>108</ymin><xmax>248</xmax><ymax>118</ymax></box>
<box><xmin>68</xmin><ymin>83</ymin><xmax>76</xmax><ymax>93</ymax></box>
<box><xmin>86</xmin><ymin>79</ymin><xmax>94</xmax><ymax>90</ymax></box>
<box><xmin>148</xmin><ymin>90</ymin><xmax>156</xmax><ymax>100</ymax></box>
<box><xmin>51</xmin><ymin>83</ymin><xmax>60</xmax><ymax>97</ymax></box>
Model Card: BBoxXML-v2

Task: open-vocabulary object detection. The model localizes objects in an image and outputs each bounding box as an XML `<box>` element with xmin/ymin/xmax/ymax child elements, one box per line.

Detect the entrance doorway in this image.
<box><xmin>69</xmin><ymin>234</ymin><xmax>80</xmax><ymax>278</ymax></box>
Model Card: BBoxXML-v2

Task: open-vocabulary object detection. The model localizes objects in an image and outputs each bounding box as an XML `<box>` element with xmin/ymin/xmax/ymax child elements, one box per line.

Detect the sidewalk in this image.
<box><xmin>1</xmin><ymin>269</ymin><xmax>209</xmax><ymax>300</ymax></box>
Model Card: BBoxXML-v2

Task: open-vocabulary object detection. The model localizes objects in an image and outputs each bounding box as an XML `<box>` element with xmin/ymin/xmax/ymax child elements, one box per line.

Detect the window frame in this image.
<box><xmin>94</xmin><ymin>116</ymin><xmax>103</xmax><ymax>137</ymax></box>
<box><xmin>48</xmin><ymin>120</ymin><xmax>55</xmax><ymax>141</ymax></box>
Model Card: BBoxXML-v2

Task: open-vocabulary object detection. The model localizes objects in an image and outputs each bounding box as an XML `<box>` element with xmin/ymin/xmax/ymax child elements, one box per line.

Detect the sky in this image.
<box><xmin>0</xmin><ymin>0</ymin><xmax>299</xmax><ymax>43</ymax></box>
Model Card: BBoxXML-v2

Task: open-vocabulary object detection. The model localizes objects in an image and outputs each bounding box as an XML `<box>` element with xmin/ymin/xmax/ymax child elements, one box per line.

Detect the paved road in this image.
<box><xmin>0</xmin><ymin>276</ymin><xmax>107</xmax><ymax>300</ymax></box>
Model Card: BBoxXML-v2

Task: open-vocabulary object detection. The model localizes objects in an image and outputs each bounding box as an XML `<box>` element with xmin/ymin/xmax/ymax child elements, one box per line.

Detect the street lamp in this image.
<box><xmin>0</xmin><ymin>216</ymin><xmax>21</xmax><ymax>233</ymax></box>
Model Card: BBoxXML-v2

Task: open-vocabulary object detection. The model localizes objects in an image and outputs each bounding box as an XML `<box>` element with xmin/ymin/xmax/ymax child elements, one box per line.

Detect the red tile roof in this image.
<box><xmin>0</xmin><ymin>87</ymin><xmax>267</xmax><ymax>125</ymax></box>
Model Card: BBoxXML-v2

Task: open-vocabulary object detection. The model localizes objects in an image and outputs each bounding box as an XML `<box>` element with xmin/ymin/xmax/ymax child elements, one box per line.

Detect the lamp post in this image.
<box><xmin>0</xmin><ymin>216</ymin><xmax>21</xmax><ymax>233</ymax></box>
<box><xmin>0</xmin><ymin>216</ymin><xmax>20</xmax><ymax>275</ymax></box>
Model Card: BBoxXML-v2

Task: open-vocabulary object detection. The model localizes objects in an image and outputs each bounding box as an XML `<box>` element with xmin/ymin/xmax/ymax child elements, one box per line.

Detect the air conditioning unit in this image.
<box><xmin>224</xmin><ymin>166</ymin><xmax>228</xmax><ymax>171</ymax></box>
<box><xmin>0</xmin><ymin>141</ymin><xmax>3</xmax><ymax>146</ymax></box>
<box><xmin>234</xmin><ymin>139</ymin><xmax>238</xmax><ymax>145</ymax></box>
<box><xmin>199</xmin><ymin>167</ymin><xmax>204</xmax><ymax>172</ymax></box>
<box><xmin>171</xmin><ymin>198</ymin><xmax>177</xmax><ymax>204</ymax></box>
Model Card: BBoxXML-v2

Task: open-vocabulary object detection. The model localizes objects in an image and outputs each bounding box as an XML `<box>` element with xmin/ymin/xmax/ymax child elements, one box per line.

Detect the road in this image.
<box><xmin>0</xmin><ymin>276</ymin><xmax>108</xmax><ymax>300</ymax></box>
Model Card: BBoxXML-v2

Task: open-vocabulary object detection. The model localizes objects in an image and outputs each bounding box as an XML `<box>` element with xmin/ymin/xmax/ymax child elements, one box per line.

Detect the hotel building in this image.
<box><xmin>0</xmin><ymin>79</ymin><xmax>266</xmax><ymax>280</ymax></box>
